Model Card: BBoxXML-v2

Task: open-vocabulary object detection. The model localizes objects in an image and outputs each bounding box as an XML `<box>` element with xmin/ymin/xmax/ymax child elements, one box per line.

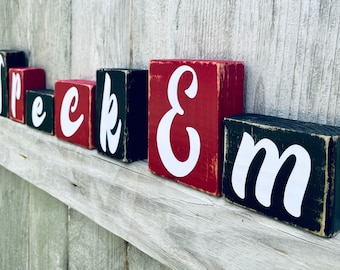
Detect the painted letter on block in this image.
<box><xmin>96</xmin><ymin>69</ymin><xmax>148</xmax><ymax>162</ymax></box>
<box><xmin>223</xmin><ymin>114</ymin><xmax>340</xmax><ymax>237</ymax></box>
<box><xmin>26</xmin><ymin>89</ymin><xmax>54</xmax><ymax>134</ymax></box>
<box><xmin>98</xmin><ymin>73</ymin><xmax>122</xmax><ymax>154</ymax></box>
<box><xmin>149</xmin><ymin>60</ymin><xmax>244</xmax><ymax>196</ymax></box>
<box><xmin>9</xmin><ymin>67</ymin><xmax>45</xmax><ymax>123</ymax></box>
<box><xmin>156</xmin><ymin>65</ymin><xmax>200</xmax><ymax>177</ymax></box>
<box><xmin>55</xmin><ymin>80</ymin><xmax>96</xmax><ymax>149</ymax></box>
<box><xmin>232</xmin><ymin>132</ymin><xmax>311</xmax><ymax>218</ymax></box>
<box><xmin>0</xmin><ymin>50</ymin><xmax>26</xmax><ymax>117</ymax></box>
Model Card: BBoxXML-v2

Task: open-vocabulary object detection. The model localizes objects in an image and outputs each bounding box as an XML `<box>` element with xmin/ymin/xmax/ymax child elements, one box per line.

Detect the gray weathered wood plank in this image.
<box><xmin>1</xmin><ymin>0</ymin><xmax>340</xmax><ymax>268</ymax></box>
<box><xmin>71</xmin><ymin>0</ymin><xmax>131</xmax><ymax>80</ymax></box>
<box><xmin>127</xmin><ymin>244</ymin><xmax>171</xmax><ymax>270</ymax></box>
<box><xmin>0</xmin><ymin>1</ymin><xmax>72</xmax><ymax>89</ymax></box>
<box><xmin>68</xmin><ymin>208</ymin><xmax>126</xmax><ymax>270</ymax></box>
<box><xmin>224</xmin><ymin>0</ymin><xmax>340</xmax><ymax>124</ymax></box>
<box><xmin>131</xmin><ymin>0</ymin><xmax>340</xmax><ymax>126</ymax></box>
<box><xmin>0</xmin><ymin>117</ymin><xmax>339</xmax><ymax>269</ymax></box>
<box><xmin>29</xmin><ymin>184</ymin><xmax>68</xmax><ymax>270</ymax></box>
<box><xmin>0</xmin><ymin>0</ymin><xmax>30</xmax><ymax>52</ymax></box>
<box><xmin>0</xmin><ymin>166</ymin><xmax>29</xmax><ymax>270</ymax></box>
<box><xmin>26</xmin><ymin>0</ymin><xmax>72</xmax><ymax>89</ymax></box>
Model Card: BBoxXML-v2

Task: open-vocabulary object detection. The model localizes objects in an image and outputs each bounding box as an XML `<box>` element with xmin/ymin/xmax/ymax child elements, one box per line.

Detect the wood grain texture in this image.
<box><xmin>0</xmin><ymin>117</ymin><xmax>339</xmax><ymax>269</ymax></box>
<box><xmin>130</xmin><ymin>0</ymin><xmax>237</xmax><ymax>67</ymax></box>
<box><xmin>127</xmin><ymin>244</ymin><xmax>171</xmax><ymax>270</ymax></box>
<box><xmin>71</xmin><ymin>0</ymin><xmax>131</xmax><ymax>80</ymax></box>
<box><xmin>0</xmin><ymin>165</ymin><xmax>165</xmax><ymax>270</ymax></box>
<box><xmin>0</xmin><ymin>1</ymin><xmax>72</xmax><ymax>89</ymax></box>
<box><xmin>27</xmin><ymin>0</ymin><xmax>72</xmax><ymax>89</ymax></box>
<box><xmin>0</xmin><ymin>166</ymin><xmax>29</xmax><ymax>270</ymax></box>
<box><xmin>131</xmin><ymin>0</ymin><xmax>179</xmax><ymax>67</ymax></box>
<box><xmin>131</xmin><ymin>0</ymin><xmax>340</xmax><ymax>126</ymax></box>
<box><xmin>0</xmin><ymin>0</ymin><xmax>340</xmax><ymax>268</ymax></box>
<box><xmin>0</xmin><ymin>0</ymin><xmax>30</xmax><ymax>52</ymax></box>
<box><xmin>29</xmin><ymin>184</ymin><xmax>68</xmax><ymax>270</ymax></box>
<box><xmin>68</xmin><ymin>208</ymin><xmax>126</xmax><ymax>270</ymax></box>
<box><xmin>225</xmin><ymin>0</ymin><xmax>340</xmax><ymax>124</ymax></box>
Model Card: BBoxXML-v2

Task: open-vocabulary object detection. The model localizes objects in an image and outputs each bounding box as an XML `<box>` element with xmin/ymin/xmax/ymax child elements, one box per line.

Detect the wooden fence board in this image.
<box><xmin>127</xmin><ymin>244</ymin><xmax>171</xmax><ymax>270</ymax></box>
<box><xmin>224</xmin><ymin>0</ymin><xmax>340</xmax><ymax>124</ymax></box>
<box><xmin>26</xmin><ymin>0</ymin><xmax>72</xmax><ymax>89</ymax></box>
<box><xmin>131</xmin><ymin>0</ymin><xmax>340</xmax><ymax>126</ymax></box>
<box><xmin>71</xmin><ymin>0</ymin><xmax>131</xmax><ymax>80</ymax></box>
<box><xmin>0</xmin><ymin>1</ymin><xmax>72</xmax><ymax>89</ymax></box>
<box><xmin>0</xmin><ymin>117</ymin><xmax>339</xmax><ymax>269</ymax></box>
<box><xmin>28</xmin><ymin>184</ymin><xmax>68</xmax><ymax>270</ymax></box>
<box><xmin>0</xmin><ymin>0</ymin><xmax>30</xmax><ymax>51</ymax></box>
<box><xmin>68</xmin><ymin>208</ymin><xmax>127</xmax><ymax>270</ymax></box>
<box><xmin>0</xmin><ymin>167</ymin><xmax>29</xmax><ymax>270</ymax></box>
<box><xmin>0</xmin><ymin>163</ymin><xmax>168</xmax><ymax>269</ymax></box>
<box><xmin>1</xmin><ymin>0</ymin><xmax>340</xmax><ymax>268</ymax></box>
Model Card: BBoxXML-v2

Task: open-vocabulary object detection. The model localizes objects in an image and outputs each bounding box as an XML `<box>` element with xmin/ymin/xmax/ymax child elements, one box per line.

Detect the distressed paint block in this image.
<box><xmin>26</xmin><ymin>89</ymin><xmax>54</xmax><ymax>134</ymax></box>
<box><xmin>9</xmin><ymin>67</ymin><xmax>45</xmax><ymax>123</ymax></box>
<box><xmin>0</xmin><ymin>50</ymin><xmax>26</xmax><ymax>117</ymax></box>
<box><xmin>96</xmin><ymin>69</ymin><xmax>148</xmax><ymax>162</ymax></box>
<box><xmin>223</xmin><ymin>114</ymin><xmax>340</xmax><ymax>237</ymax></box>
<box><xmin>149</xmin><ymin>59</ymin><xmax>244</xmax><ymax>196</ymax></box>
<box><xmin>54</xmin><ymin>80</ymin><xmax>96</xmax><ymax>149</ymax></box>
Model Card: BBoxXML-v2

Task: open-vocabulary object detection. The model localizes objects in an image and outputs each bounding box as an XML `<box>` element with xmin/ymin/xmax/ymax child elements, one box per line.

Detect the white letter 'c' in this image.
<box><xmin>60</xmin><ymin>86</ymin><xmax>84</xmax><ymax>137</ymax></box>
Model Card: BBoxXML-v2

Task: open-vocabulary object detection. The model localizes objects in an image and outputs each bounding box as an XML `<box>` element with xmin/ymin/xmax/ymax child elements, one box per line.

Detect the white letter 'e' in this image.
<box><xmin>32</xmin><ymin>96</ymin><xmax>46</xmax><ymax>127</ymax></box>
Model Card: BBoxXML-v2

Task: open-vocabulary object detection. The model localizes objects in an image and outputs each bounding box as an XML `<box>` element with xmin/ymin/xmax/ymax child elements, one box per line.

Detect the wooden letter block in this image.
<box><xmin>96</xmin><ymin>69</ymin><xmax>148</xmax><ymax>162</ymax></box>
<box><xmin>149</xmin><ymin>59</ymin><xmax>244</xmax><ymax>196</ymax></box>
<box><xmin>54</xmin><ymin>80</ymin><xmax>96</xmax><ymax>149</ymax></box>
<box><xmin>26</xmin><ymin>89</ymin><xmax>54</xmax><ymax>134</ymax></box>
<box><xmin>223</xmin><ymin>114</ymin><xmax>340</xmax><ymax>237</ymax></box>
<box><xmin>0</xmin><ymin>50</ymin><xmax>26</xmax><ymax>117</ymax></box>
<box><xmin>9</xmin><ymin>67</ymin><xmax>45</xmax><ymax>123</ymax></box>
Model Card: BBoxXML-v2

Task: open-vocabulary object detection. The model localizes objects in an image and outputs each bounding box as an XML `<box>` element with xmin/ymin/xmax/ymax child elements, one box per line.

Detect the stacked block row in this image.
<box><xmin>1</xmin><ymin>50</ymin><xmax>340</xmax><ymax>237</ymax></box>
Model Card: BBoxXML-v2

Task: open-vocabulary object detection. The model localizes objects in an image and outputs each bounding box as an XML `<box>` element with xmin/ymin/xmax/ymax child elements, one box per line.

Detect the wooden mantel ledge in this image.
<box><xmin>0</xmin><ymin>116</ymin><xmax>340</xmax><ymax>269</ymax></box>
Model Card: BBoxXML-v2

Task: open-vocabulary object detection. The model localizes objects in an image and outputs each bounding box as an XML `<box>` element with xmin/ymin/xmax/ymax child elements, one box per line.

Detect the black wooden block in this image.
<box><xmin>26</xmin><ymin>89</ymin><xmax>54</xmax><ymax>134</ymax></box>
<box><xmin>223</xmin><ymin>114</ymin><xmax>340</xmax><ymax>237</ymax></box>
<box><xmin>0</xmin><ymin>50</ymin><xmax>26</xmax><ymax>117</ymax></box>
<box><xmin>96</xmin><ymin>68</ymin><xmax>148</xmax><ymax>162</ymax></box>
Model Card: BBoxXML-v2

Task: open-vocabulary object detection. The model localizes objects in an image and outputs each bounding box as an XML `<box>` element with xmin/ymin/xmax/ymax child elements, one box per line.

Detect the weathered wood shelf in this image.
<box><xmin>1</xmin><ymin>116</ymin><xmax>339</xmax><ymax>269</ymax></box>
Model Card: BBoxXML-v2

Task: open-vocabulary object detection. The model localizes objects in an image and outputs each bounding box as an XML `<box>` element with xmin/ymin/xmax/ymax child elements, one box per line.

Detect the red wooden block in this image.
<box><xmin>8</xmin><ymin>67</ymin><xmax>45</xmax><ymax>123</ymax></box>
<box><xmin>148</xmin><ymin>59</ymin><xmax>244</xmax><ymax>196</ymax></box>
<box><xmin>54</xmin><ymin>80</ymin><xmax>96</xmax><ymax>149</ymax></box>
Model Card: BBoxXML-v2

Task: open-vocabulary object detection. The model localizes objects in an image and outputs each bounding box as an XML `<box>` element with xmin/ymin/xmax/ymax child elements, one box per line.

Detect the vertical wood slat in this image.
<box><xmin>26</xmin><ymin>0</ymin><xmax>72</xmax><ymax>89</ymax></box>
<box><xmin>0</xmin><ymin>1</ymin><xmax>72</xmax><ymax>89</ymax></box>
<box><xmin>0</xmin><ymin>165</ymin><xmax>168</xmax><ymax>269</ymax></box>
<box><xmin>224</xmin><ymin>0</ymin><xmax>340</xmax><ymax>124</ymax></box>
<box><xmin>131</xmin><ymin>0</ymin><xmax>340</xmax><ymax>126</ymax></box>
<box><xmin>127</xmin><ymin>245</ymin><xmax>171</xmax><ymax>270</ymax></box>
<box><xmin>0</xmin><ymin>0</ymin><xmax>30</xmax><ymax>52</ymax></box>
<box><xmin>68</xmin><ymin>208</ymin><xmax>126</xmax><ymax>270</ymax></box>
<box><xmin>71</xmin><ymin>0</ymin><xmax>131</xmax><ymax>80</ymax></box>
<box><xmin>0</xmin><ymin>167</ymin><xmax>29</xmax><ymax>270</ymax></box>
<box><xmin>29</xmin><ymin>184</ymin><xmax>68</xmax><ymax>270</ymax></box>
